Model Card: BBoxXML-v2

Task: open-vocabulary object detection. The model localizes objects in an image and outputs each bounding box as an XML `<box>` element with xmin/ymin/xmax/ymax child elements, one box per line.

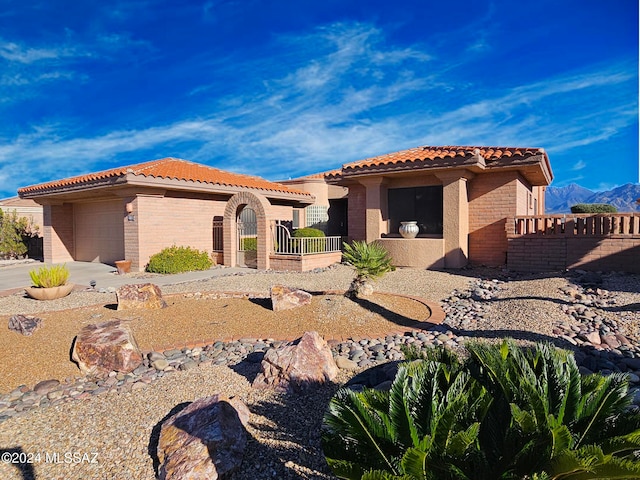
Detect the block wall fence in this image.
<box><xmin>506</xmin><ymin>213</ymin><xmax>640</xmax><ymax>273</ymax></box>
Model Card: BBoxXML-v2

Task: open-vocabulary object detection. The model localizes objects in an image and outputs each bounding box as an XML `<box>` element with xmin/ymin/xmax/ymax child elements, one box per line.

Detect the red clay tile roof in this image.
<box><xmin>342</xmin><ymin>145</ymin><xmax>548</xmax><ymax>172</ymax></box>
<box><xmin>18</xmin><ymin>158</ymin><xmax>311</xmax><ymax>197</ymax></box>
<box><xmin>282</xmin><ymin>169</ymin><xmax>343</xmax><ymax>182</ymax></box>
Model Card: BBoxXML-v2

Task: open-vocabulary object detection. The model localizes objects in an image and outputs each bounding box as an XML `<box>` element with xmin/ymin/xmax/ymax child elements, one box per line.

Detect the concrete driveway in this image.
<box><xmin>0</xmin><ymin>260</ymin><xmax>254</xmax><ymax>294</ymax></box>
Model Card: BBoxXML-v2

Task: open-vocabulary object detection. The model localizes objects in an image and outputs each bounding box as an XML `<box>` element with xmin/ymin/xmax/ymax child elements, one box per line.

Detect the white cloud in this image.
<box><xmin>572</xmin><ymin>160</ymin><xmax>586</xmax><ymax>171</ymax></box>
<box><xmin>0</xmin><ymin>22</ymin><xmax>637</xmax><ymax>196</ymax></box>
<box><xmin>0</xmin><ymin>40</ymin><xmax>86</xmax><ymax>64</ymax></box>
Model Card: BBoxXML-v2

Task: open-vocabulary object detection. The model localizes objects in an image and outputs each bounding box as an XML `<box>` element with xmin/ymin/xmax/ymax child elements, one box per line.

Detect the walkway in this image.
<box><xmin>0</xmin><ymin>260</ymin><xmax>256</xmax><ymax>295</ymax></box>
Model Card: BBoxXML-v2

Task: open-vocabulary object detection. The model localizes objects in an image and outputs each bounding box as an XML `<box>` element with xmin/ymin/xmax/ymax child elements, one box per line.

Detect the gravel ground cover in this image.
<box><xmin>0</xmin><ymin>264</ymin><xmax>638</xmax><ymax>480</ymax></box>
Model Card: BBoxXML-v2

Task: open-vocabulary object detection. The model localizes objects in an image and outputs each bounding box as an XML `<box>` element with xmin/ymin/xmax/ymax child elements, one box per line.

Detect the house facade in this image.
<box><xmin>18</xmin><ymin>158</ymin><xmax>316</xmax><ymax>271</ymax></box>
<box><xmin>18</xmin><ymin>146</ymin><xmax>553</xmax><ymax>272</ymax></box>
<box><xmin>283</xmin><ymin>146</ymin><xmax>553</xmax><ymax>269</ymax></box>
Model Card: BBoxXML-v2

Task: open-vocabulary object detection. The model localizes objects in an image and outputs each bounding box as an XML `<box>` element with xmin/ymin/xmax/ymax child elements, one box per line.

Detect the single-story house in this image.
<box><xmin>281</xmin><ymin>145</ymin><xmax>553</xmax><ymax>268</ymax></box>
<box><xmin>18</xmin><ymin>145</ymin><xmax>552</xmax><ymax>272</ymax></box>
<box><xmin>18</xmin><ymin>158</ymin><xmax>321</xmax><ymax>271</ymax></box>
<box><xmin>0</xmin><ymin>196</ymin><xmax>44</xmax><ymax>259</ymax></box>
<box><xmin>0</xmin><ymin>197</ymin><xmax>44</xmax><ymax>233</ymax></box>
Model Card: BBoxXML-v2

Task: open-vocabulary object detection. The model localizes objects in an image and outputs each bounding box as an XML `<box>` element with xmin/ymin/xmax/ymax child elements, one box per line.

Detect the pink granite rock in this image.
<box><xmin>601</xmin><ymin>334</ymin><xmax>621</xmax><ymax>349</ymax></box>
<box><xmin>270</xmin><ymin>285</ymin><xmax>312</xmax><ymax>312</ymax></box>
<box><xmin>253</xmin><ymin>331</ymin><xmax>338</xmax><ymax>392</ymax></box>
<box><xmin>583</xmin><ymin>331</ymin><xmax>602</xmax><ymax>345</ymax></box>
<box><xmin>8</xmin><ymin>314</ymin><xmax>43</xmax><ymax>336</ymax></box>
<box><xmin>116</xmin><ymin>283</ymin><xmax>167</xmax><ymax>310</ymax></box>
<box><xmin>71</xmin><ymin>320</ymin><xmax>143</xmax><ymax>377</ymax></box>
<box><xmin>157</xmin><ymin>395</ymin><xmax>249</xmax><ymax>480</ymax></box>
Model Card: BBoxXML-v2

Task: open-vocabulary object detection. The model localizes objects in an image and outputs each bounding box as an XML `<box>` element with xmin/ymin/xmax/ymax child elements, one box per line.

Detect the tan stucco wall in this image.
<box><xmin>280</xmin><ymin>179</ymin><xmax>347</xmax><ymax>205</ymax></box>
<box><xmin>377</xmin><ymin>238</ymin><xmax>445</xmax><ymax>268</ymax></box>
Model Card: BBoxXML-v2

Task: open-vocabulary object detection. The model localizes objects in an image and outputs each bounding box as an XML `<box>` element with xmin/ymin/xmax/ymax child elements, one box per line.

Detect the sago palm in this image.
<box><xmin>342</xmin><ymin>240</ymin><xmax>394</xmax><ymax>297</ymax></box>
<box><xmin>466</xmin><ymin>340</ymin><xmax>640</xmax><ymax>479</ymax></box>
<box><xmin>322</xmin><ymin>348</ymin><xmax>491</xmax><ymax>479</ymax></box>
<box><xmin>322</xmin><ymin>341</ymin><xmax>640</xmax><ymax>480</ymax></box>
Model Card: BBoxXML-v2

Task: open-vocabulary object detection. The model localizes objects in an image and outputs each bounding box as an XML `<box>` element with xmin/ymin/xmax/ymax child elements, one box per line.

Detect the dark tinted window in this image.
<box><xmin>388</xmin><ymin>186</ymin><xmax>443</xmax><ymax>235</ymax></box>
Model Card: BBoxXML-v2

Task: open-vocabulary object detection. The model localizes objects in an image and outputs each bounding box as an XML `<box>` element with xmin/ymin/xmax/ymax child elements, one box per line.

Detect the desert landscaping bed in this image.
<box><xmin>0</xmin><ymin>265</ymin><xmax>638</xmax><ymax>480</ymax></box>
<box><xmin>0</xmin><ymin>291</ymin><xmax>435</xmax><ymax>393</ymax></box>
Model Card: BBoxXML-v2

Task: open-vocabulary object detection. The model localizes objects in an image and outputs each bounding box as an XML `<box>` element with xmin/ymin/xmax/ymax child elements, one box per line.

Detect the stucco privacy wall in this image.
<box><xmin>43</xmin><ymin>203</ymin><xmax>75</xmax><ymax>263</ymax></box>
<box><xmin>468</xmin><ymin>172</ymin><xmax>540</xmax><ymax>266</ymax></box>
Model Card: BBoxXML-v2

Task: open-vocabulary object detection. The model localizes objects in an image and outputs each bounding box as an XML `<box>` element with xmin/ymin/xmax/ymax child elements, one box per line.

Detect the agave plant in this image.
<box><xmin>342</xmin><ymin>240</ymin><xmax>394</xmax><ymax>297</ymax></box>
<box><xmin>322</xmin><ymin>340</ymin><xmax>640</xmax><ymax>480</ymax></box>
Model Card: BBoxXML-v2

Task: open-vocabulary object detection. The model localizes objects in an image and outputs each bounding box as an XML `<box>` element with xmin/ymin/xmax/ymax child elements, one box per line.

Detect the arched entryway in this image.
<box><xmin>223</xmin><ymin>191</ymin><xmax>272</xmax><ymax>270</ymax></box>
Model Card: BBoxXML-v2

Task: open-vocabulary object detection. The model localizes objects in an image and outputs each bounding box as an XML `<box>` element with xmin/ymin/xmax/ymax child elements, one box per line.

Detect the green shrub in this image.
<box><xmin>570</xmin><ymin>203</ymin><xmax>618</xmax><ymax>213</ymax></box>
<box><xmin>0</xmin><ymin>209</ymin><xmax>32</xmax><ymax>259</ymax></box>
<box><xmin>322</xmin><ymin>340</ymin><xmax>640</xmax><ymax>479</ymax></box>
<box><xmin>241</xmin><ymin>237</ymin><xmax>257</xmax><ymax>251</ymax></box>
<box><xmin>291</xmin><ymin>227</ymin><xmax>326</xmax><ymax>253</ymax></box>
<box><xmin>146</xmin><ymin>245</ymin><xmax>212</xmax><ymax>274</ymax></box>
<box><xmin>29</xmin><ymin>264</ymin><xmax>70</xmax><ymax>287</ymax></box>
<box><xmin>293</xmin><ymin>227</ymin><xmax>325</xmax><ymax>238</ymax></box>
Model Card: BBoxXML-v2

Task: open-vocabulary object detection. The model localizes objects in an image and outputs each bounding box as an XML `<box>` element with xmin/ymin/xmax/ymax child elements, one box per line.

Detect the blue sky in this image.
<box><xmin>0</xmin><ymin>0</ymin><xmax>637</xmax><ymax>198</ymax></box>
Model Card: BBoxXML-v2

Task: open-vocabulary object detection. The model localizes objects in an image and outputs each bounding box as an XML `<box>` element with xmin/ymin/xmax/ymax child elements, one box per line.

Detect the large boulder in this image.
<box><xmin>8</xmin><ymin>314</ymin><xmax>43</xmax><ymax>336</ymax></box>
<box><xmin>253</xmin><ymin>331</ymin><xmax>338</xmax><ymax>392</ymax></box>
<box><xmin>157</xmin><ymin>395</ymin><xmax>249</xmax><ymax>480</ymax></box>
<box><xmin>270</xmin><ymin>285</ymin><xmax>312</xmax><ymax>312</ymax></box>
<box><xmin>116</xmin><ymin>283</ymin><xmax>167</xmax><ymax>310</ymax></box>
<box><xmin>71</xmin><ymin>320</ymin><xmax>143</xmax><ymax>377</ymax></box>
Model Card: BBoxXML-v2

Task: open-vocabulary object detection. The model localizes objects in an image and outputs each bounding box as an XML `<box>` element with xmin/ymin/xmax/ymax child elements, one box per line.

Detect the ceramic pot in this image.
<box><xmin>399</xmin><ymin>221</ymin><xmax>419</xmax><ymax>239</ymax></box>
<box><xmin>115</xmin><ymin>260</ymin><xmax>132</xmax><ymax>275</ymax></box>
<box><xmin>25</xmin><ymin>283</ymin><xmax>74</xmax><ymax>301</ymax></box>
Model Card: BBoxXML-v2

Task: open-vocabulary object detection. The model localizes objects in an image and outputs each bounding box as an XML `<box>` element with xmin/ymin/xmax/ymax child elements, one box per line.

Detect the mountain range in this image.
<box><xmin>545</xmin><ymin>183</ymin><xmax>640</xmax><ymax>214</ymax></box>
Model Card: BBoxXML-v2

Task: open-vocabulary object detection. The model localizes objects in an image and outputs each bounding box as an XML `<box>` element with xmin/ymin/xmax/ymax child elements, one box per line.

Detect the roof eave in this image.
<box><xmin>18</xmin><ymin>175</ymin><xmax>128</xmax><ymax>199</ymax></box>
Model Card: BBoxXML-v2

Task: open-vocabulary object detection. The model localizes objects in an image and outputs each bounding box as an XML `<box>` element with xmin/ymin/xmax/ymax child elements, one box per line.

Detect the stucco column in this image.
<box><xmin>359</xmin><ymin>178</ymin><xmax>387</xmax><ymax>243</ymax></box>
<box><xmin>436</xmin><ymin>172</ymin><xmax>472</xmax><ymax>268</ymax></box>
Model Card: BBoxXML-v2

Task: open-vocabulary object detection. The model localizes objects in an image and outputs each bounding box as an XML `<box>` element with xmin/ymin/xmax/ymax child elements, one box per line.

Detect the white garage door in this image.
<box><xmin>74</xmin><ymin>200</ymin><xmax>125</xmax><ymax>264</ymax></box>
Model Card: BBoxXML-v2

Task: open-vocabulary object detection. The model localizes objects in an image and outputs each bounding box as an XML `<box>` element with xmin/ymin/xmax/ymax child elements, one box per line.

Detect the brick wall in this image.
<box><xmin>347</xmin><ymin>184</ymin><xmax>366</xmax><ymax>241</ymax></box>
<box><xmin>136</xmin><ymin>195</ymin><xmax>227</xmax><ymax>270</ymax></box>
<box><xmin>468</xmin><ymin>172</ymin><xmax>520</xmax><ymax>266</ymax></box>
<box><xmin>43</xmin><ymin>203</ymin><xmax>75</xmax><ymax>263</ymax></box>
<box><xmin>507</xmin><ymin>235</ymin><xmax>640</xmax><ymax>273</ymax></box>
<box><xmin>269</xmin><ymin>252</ymin><xmax>343</xmax><ymax>272</ymax></box>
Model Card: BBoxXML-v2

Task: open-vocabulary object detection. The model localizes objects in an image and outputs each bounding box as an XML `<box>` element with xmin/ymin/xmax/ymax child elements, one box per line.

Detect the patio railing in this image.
<box><xmin>510</xmin><ymin>213</ymin><xmax>640</xmax><ymax>237</ymax></box>
<box><xmin>272</xmin><ymin>222</ymin><xmax>342</xmax><ymax>255</ymax></box>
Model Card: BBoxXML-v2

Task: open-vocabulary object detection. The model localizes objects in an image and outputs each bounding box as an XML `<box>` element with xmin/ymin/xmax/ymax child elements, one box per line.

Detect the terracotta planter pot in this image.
<box><xmin>25</xmin><ymin>283</ymin><xmax>74</xmax><ymax>301</ymax></box>
<box><xmin>115</xmin><ymin>260</ymin><xmax>132</xmax><ymax>275</ymax></box>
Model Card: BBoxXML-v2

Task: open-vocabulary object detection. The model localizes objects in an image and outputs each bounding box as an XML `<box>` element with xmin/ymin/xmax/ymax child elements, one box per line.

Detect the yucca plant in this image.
<box><xmin>29</xmin><ymin>264</ymin><xmax>70</xmax><ymax>288</ymax></box>
<box><xmin>343</xmin><ymin>240</ymin><xmax>394</xmax><ymax>297</ymax></box>
<box><xmin>322</xmin><ymin>340</ymin><xmax>640</xmax><ymax>480</ymax></box>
